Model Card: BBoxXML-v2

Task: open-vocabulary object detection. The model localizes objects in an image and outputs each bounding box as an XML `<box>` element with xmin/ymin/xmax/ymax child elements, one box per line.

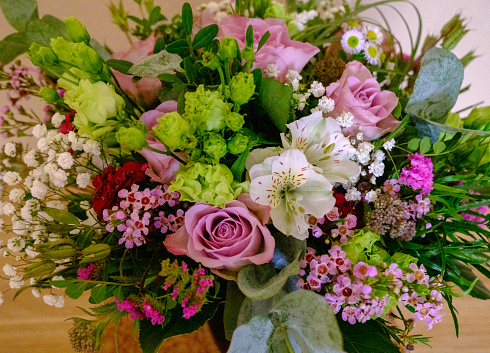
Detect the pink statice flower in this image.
<box><xmin>344</xmin><ymin>214</ymin><xmax>357</xmax><ymax>229</ymax></box>
<box><xmin>398</xmin><ymin>153</ymin><xmax>434</xmax><ymax>195</ymax></box>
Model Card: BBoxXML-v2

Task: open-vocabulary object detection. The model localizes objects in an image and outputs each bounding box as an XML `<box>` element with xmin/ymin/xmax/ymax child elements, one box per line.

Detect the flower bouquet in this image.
<box><xmin>0</xmin><ymin>0</ymin><xmax>489</xmax><ymax>352</ymax></box>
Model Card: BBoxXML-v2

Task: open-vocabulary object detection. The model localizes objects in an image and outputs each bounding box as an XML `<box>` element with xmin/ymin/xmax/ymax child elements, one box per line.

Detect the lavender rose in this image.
<box><xmin>325</xmin><ymin>61</ymin><xmax>399</xmax><ymax>141</ymax></box>
<box><xmin>163</xmin><ymin>200</ymin><xmax>274</xmax><ymax>273</ymax></box>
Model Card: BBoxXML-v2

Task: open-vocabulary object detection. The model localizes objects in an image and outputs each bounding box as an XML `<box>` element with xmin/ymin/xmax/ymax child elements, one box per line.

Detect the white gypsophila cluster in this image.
<box><xmin>291</xmin><ymin>10</ymin><xmax>318</xmax><ymax>31</ymax></box>
<box><xmin>25</xmin><ymin>245</ymin><xmax>38</xmax><ymax>258</ymax></box>
<box><xmin>7</xmin><ymin>236</ymin><xmax>25</xmax><ymax>252</ymax></box>
<box><xmin>3</xmin><ymin>263</ymin><xmax>17</xmax><ymax>276</ymax></box>
<box><xmin>51</xmin><ymin>275</ymin><xmax>65</xmax><ymax>288</ymax></box>
<box><xmin>336</xmin><ymin>111</ymin><xmax>354</xmax><ymax>128</ymax></box>
<box><xmin>373</xmin><ymin>149</ymin><xmax>385</xmax><ymax>162</ymax></box>
<box><xmin>9</xmin><ymin>188</ymin><xmax>25</xmax><ymax>203</ymax></box>
<box><xmin>199</xmin><ymin>0</ymin><xmax>232</xmax><ymax>22</ymax></box>
<box><xmin>3</xmin><ymin>171</ymin><xmax>21</xmax><ymax>186</ymax></box>
<box><xmin>76</xmin><ymin>173</ymin><xmax>92</xmax><ymax>189</ymax></box>
<box><xmin>23</xmin><ymin>150</ymin><xmax>39</xmax><ymax>167</ymax></box>
<box><xmin>32</xmin><ymin>124</ymin><xmax>47</xmax><ymax>139</ymax></box>
<box><xmin>32</xmin><ymin>288</ymin><xmax>41</xmax><ymax>298</ymax></box>
<box><xmin>286</xmin><ymin>70</ymin><xmax>302</xmax><ymax>91</ymax></box>
<box><xmin>383</xmin><ymin>138</ymin><xmax>395</xmax><ymax>151</ymax></box>
<box><xmin>355</xmin><ymin>142</ymin><xmax>374</xmax><ymax>165</ymax></box>
<box><xmin>317</xmin><ymin>96</ymin><xmax>335</xmax><ymax>113</ymax></box>
<box><xmin>12</xmin><ymin>219</ymin><xmax>27</xmax><ymax>235</ymax></box>
<box><xmin>365</xmin><ymin>190</ymin><xmax>379</xmax><ymax>203</ymax></box>
<box><xmin>3</xmin><ymin>202</ymin><xmax>15</xmax><ymax>216</ymax></box>
<box><xmin>82</xmin><ymin>139</ymin><xmax>101</xmax><ymax>156</ymax></box>
<box><xmin>317</xmin><ymin>0</ymin><xmax>346</xmax><ymax>21</ymax></box>
<box><xmin>67</xmin><ymin>131</ymin><xmax>84</xmax><ymax>151</ymax></box>
<box><xmin>43</xmin><ymin>294</ymin><xmax>65</xmax><ymax>308</ymax></box>
<box><xmin>4</xmin><ymin>142</ymin><xmax>16</xmax><ymax>157</ymax></box>
<box><xmin>309</xmin><ymin>81</ymin><xmax>325</xmax><ymax>98</ymax></box>
<box><xmin>57</xmin><ymin>151</ymin><xmax>74</xmax><ymax>169</ymax></box>
<box><xmin>345</xmin><ymin>187</ymin><xmax>362</xmax><ymax>201</ymax></box>
<box><xmin>31</xmin><ymin>179</ymin><xmax>48</xmax><ymax>199</ymax></box>
<box><xmin>0</xmin><ymin>219</ymin><xmax>6</xmax><ymax>232</ymax></box>
<box><xmin>264</xmin><ymin>63</ymin><xmax>280</xmax><ymax>79</ymax></box>
<box><xmin>51</xmin><ymin>112</ymin><xmax>65</xmax><ymax>128</ymax></box>
<box><xmin>356</xmin><ymin>132</ymin><xmax>364</xmax><ymax>141</ymax></box>
<box><xmin>295</xmin><ymin>92</ymin><xmax>311</xmax><ymax>111</ymax></box>
<box><xmin>368</xmin><ymin>160</ymin><xmax>385</xmax><ymax>178</ymax></box>
<box><xmin>9</xmin><ymin>275</ymin><xmax>24</xmax><ymax>289</ymax></box>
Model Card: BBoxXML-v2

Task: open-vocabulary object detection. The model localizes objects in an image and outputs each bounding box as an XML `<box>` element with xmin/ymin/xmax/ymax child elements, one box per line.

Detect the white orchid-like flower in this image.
<box><xmin>249</xmin><ymin>149</ymin><xmax>335</xmax><ymax>239</ymax></box>
<box><xmin>247</xmin><ymin>112</ymin><xmax>360</xmax><ymax>239</ymax></box>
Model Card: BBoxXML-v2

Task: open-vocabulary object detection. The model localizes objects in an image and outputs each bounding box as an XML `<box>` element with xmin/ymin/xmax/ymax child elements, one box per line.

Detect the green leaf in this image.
<box><xmin>44</xmin><ymin>207</ymin><xmax>79</xmax><ymax>224</ymax></box>
<box><xmin>65</xmin><ymin>281</ymin><xmax>90</xmax><ymax>300</ymax></box>
<box><xmin>138</xmin><ymin>301</ymin><xmax>220</xmax><ymax>353</ymax></box>
<box><xmin>433</xmin><ymin>141</ymin><xmax>446</xmax><ymax>154</ymax></box>
<box><xmin>25</xmin><ymin>17</ymin><xmax>64</xmax><ymax>47</ymax></box>
<box><xmin>166</xmin><ymin>39</ymin><xmax>190</xmax><ymax>58</ymax></box>
<box><xmin>0</xmin><ymin>32</ymin><xmax>29</xmax><ymax>64</ymax></box>
<box><xmin>90</xmin><ymin>284</ymin><xmax>116</xmax><ymax>304</ymax></box>
<box><xmin>127</xmin><ymin>50</ymin><xmax>181</xmax><ymax>78</ymax></box>
<box><xmin>257</xmin><ymin>31</ymin><xmax>270</xmax><ymax>52</ymax></box>
<box><xmin>407</xmin><ymin>138</ymin><xmax>420</xmax><ymax>151</ymax></box>
<box><xmin>228</xmin><ymin>290</ymin><xmax>344</xmax><ymax>353</ymax></box>
<box><xmin>337</xmin><ymin>317</ymin><xmax>400</xmax><ymax>353</ymax></box>
<box><xmin>245</xmin><ymin>25</ymin><xmax>254</xmax><ymax>47</ymax></box>
<box><xmin>450</xmin><ymin>260</ymin><xmax>490</xmax><ymax>300</ymax></box>
<box><xmin>41</xmin><ymin>15</ymin><xmax>67</xmax><ymax>37</ymax></box>
<box><xmin>157</xmin><ymin>73</ymin><xmax>183</xmax><ymax>84</ymax></box>
<box><xmin>223</xmin><ymin>281</ymin><xmax>246</xmax><ymax>340</ymax></box>
<box><xmin>192</xmin><ymin>24</ymin><xmax>218</xmax><ymax>49</ymax></box>
<box><xmin>181</xmin><ymin>2</ymin><xmax>193</xmax><ymax>36</ymax></box>
<box><xmin>419</xmin><ymin>136</ymin><xmax>431</xmax><ymax>154</ymax></box>
<box><xmin>406</xmin><ymin>48</ymin><xmax>464</xmax><ymax>124</ymax></box>
<box><xmin>183</xmin><ymin>56</ymin><xmax>197</xmax><ymax>84</ymax></box>
<box><xmin>0</xmin><ymin>0</ymin><xmax>38</xmax><ymax>31</ymax></box>
<box><xmin>238</xmin><ymin>259</ymin><xmax>300</xmax><ymax>301</ymax></box>
<box><xmin>231</xmin><ymin>148</ymin><xmax>251</xmax><ymax>181</ymax></box>
<box><xmin>106</xmin><ymin>59</ymin><xmax>133</xmax><ymax>74</ymax></box>
<box><xmin>153</xmin><ymin>37</ymin><xmax>165</xmax><ymax>54</ymax></box>
<box><xmin>259</xmin><ymin>78</ymin><xmax>293</xmax><ymax>132</ymax></box>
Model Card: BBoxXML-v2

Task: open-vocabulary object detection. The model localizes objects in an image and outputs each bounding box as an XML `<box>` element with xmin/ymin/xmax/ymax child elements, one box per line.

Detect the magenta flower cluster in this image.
<box><xmin>77</xmin><ymin>263</ymin><xmax>95</xmax><ymax>280</ymax></box>
<box><xmin>398</xmin><ymin>153</ymin><xmax>434</xmax><ymax>195</ymax></box>
<box><xmin>298</xmin><ymin>247</ymin><xmax>445</xmax><ymax>329</ymax></box>
<box><xmin>103</xmin><ymin>184</ymin><xmax>183</xmax><ymax>248</ymax></box>
<box><xmin>116</xmin><ymin>298</ymin><xmax>165</xmax><ymax>325</ymax></box>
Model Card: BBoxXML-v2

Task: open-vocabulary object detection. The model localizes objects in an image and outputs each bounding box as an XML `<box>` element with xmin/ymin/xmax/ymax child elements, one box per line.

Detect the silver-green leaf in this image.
<box><xmin>127</xmin><ymin>50</ymin><xmax>182</xmax><ymax>78</ymax></box>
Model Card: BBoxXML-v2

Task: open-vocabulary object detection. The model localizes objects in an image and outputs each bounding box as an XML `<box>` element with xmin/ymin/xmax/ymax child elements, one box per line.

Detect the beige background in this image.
<box><xmin>1</xmin><ymin>1</ymin><xmax>489</xmax><ymax>352</ymax></box>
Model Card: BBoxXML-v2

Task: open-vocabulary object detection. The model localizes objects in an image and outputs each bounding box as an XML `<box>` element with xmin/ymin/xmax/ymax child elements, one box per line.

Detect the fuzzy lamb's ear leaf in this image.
<box><xmin>128</xmin><ymin>50</ymin><xmax>182</xmax><ymax>78</ymax></box>
<box><xmin>406</xmin><ymin>48</ymin><xmax>463</xmax><ymax>125</ymax></box>
<box><xmin>228</xmin><ymin>290</ymin><xmax>344</xmax><ymax>353</ymax></box>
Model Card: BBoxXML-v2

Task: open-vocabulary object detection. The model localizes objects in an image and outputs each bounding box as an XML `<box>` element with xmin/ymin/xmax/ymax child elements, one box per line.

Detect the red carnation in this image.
<box><xmin>92</xmin><ymin>162</ymin><xmax>148</xmax><ymax>220</ymax></box>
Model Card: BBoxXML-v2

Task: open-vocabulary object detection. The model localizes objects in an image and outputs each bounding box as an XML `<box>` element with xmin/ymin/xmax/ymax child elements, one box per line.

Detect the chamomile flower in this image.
<box><xmin>342</xmin><ymin>20</ymin><xmax>360</xmax><ymax>31</ymax></box>
<box><xmin>363</xmin><ymin>25</ymin><xmax>383</xmax><ymax>45</ymax></box>
<box><xmin>364</xmin><ymin>43</ymin><xmax>381</xmax><ymax>65</ymax></box>
<box><xmin>341</xmin><ymin>29</ymin><xmax>365</xmax><ymax>55</ymax></box>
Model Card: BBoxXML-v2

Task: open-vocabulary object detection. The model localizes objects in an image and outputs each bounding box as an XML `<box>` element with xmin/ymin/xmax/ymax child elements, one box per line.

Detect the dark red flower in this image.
<box><xmin>92</xmin><ymin>162</ymin><xmax>148</xmax><ymax>220</ymax></box>
<box><xmin>59</xmin><ymin>113</ymin><xmax>73</xmax><ymax>134</ymax></box>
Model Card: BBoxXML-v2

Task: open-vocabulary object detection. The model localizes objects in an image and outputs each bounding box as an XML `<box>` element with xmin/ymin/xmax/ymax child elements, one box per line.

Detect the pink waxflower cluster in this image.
<box><xmin>103</xmin><ymin>184</ymin><xmax>184</xmax><ymax>248</ymax></box>
<box><xmin>160</xmin><ymin>260</ymin><xmax>214</xmax><ymax>319</ymax></box>
<box><xmin>310</xmin><ymin>211</ymin><xmax>358</xmax><ymax>243</ymax></box>
<box><xmin>398</xmin><ymin>153</ymin><xmax>434</xmax><ymax>195</ymax></box>
<box><xmin>77</xmin><ymin>263</ymin><xmax>95</xmax><ymax>280</ymax></box>
<box><xmin>298</xmin><ymin>247</ymin><xmax>445</xmax><ymax>328</ymax></box>
<box><xmin>116</xmin><ymin>298</ymin><xmax>165</xmax><ymax>325</ymax></box>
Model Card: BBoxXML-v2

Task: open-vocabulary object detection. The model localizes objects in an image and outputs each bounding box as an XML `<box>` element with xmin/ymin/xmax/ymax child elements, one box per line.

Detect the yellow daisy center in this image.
<box><xmin>367</xmin><ymin>30</ymin><xmax>378</xmax><ymax>41</ymax></box>
<box><xmin>347</xmin><ymin>36</ymin><xmax>359</xmax><ymax>48</ymax></box>
<box><xmin>368</xmin><ymin>46</ymin><xmax>378</xmax><ymax>58</ymax></box>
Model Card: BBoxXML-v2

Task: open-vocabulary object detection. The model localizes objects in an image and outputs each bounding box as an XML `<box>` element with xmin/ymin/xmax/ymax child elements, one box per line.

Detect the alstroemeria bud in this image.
<box><xmin>219</xmin><ymin>37</ymin><xmax>239</xmax><ymax>61</ymax></box>
<box><xmin>65</xmin><ymin>17</ymin><xmax>91</xmax><ymax>44</ymax></box>
<box><xmin>29</xmin><ymin>43</ymin><xmax>59</xmax><ymax>67</ymax></box>
<box><xmin>39</xmin><ymin>87</ymin><xmax>63</xmax><ymax>104</ymax></box>
<box><xmin>80</xmin><ymin>243</ymin><xmax>111</xmax><ymax>264</ymax></box>
<box><xmin>24</xmin><ymin>260</ymin><xmax>57</xmax><ymax>278</ymax></box>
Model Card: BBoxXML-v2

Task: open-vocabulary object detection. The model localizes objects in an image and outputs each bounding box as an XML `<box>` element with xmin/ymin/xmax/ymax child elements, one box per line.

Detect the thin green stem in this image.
<box><xmin>146</xmin><ymin>145</ymin><xmax>186</xmax><ymax>164</ymax></box>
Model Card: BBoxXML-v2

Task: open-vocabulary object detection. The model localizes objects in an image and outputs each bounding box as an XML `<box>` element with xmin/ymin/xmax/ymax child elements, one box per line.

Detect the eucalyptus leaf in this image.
<box><xmin>229</xmin><ymin>290</ymin><xmax>344</xmax><ymax>353</ymax></box>
<box><xmin>0</xmin><ymin>32</ymin><xmax>29</xmax><ymax>64</ymax></box>
<box><xmin>127</xmin><ymin>50</ymin><xmax>181</xmax><ymax>78</ymax></box>
<box><xmin>237</xmin><ymin>296</ymin><xmax>275</xmax><ymax>328</ymax></box>
<box><xmin>0</xmin><ymin>0</ymin><xmax>38</xmax><ymax>31</ymax></box>
<box><xmin>259</xmin><ymin>78</ymin><xmax>293</xmax><ymax>132</ymax></box>
<box><xmin>406</xmin><ymin>48</ymin><xmax>463</xmax><ymax>124</ymax></box>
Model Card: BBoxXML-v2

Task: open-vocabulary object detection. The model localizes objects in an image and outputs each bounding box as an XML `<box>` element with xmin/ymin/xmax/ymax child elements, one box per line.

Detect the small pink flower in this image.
<box><xmin>344</xmin><ymin>214</ymin><xmax>357</xmax><ymax>229</ymax></box>
<box><xmin>383</xmin><ymin>179</ymin><xmax>400</xmax><ymax>195</ymax></box>
<box><xmin>353</xmin><ymin>262</ymin><xmax>377</xmax><ymax>280</ymax></box>
<box><xmin>326</xmin><ymin>207</ymin><xmax>340</xmax><ymax>221</ymax></box>
<box><xmin>406</xmin><ymin>263</ymin><xmax>429</xmax><ymax>286</ymax></box>
<box><xmin>331</xmin><ymin>224</ymin><xmax>354</xmax><ymax>243</ymax></box>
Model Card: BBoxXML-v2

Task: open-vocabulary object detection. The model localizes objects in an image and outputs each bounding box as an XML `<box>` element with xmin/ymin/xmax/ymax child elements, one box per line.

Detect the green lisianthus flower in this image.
<box><xmin>64</xmin><ymin>79</ymin><xmax>125</xmax><ymax>137</ymax></box>
<box><xmin>116</xmin><ymin>123</ymin><xmax>147</xmax><ymax>152</ymax></box>
<box><xmin>153</xmin><ymin>112</ymin><xmax>191</xmax><ymax>151</ymax></box>
<box><xmin>229</xmin><ymin>72</ymin><xmax>255</xmax><ymax>107</ymax></box>
<box><xmin>227</xmin><ymin>132</ymin><xmax>249</xmax><ymax>155</ymax></box>
<box><xmin>185</xmin><ymin>85</ymin><xmax>232</xmax><ymax>131</ymax></box>
<box><xmin>224</xmin><ymin>112</ymin><xmax>245</xmax><ymax>132</ymax></box>
<box><xmin>65</xmin><ymin>17</ymin><xmax>90</xmax><ymax>44</ymax></box>
<box><xmin>202</xmin><ymin>132</ymin><xmax>227</xmax><ymax>161</ymax></box>
<box><xmin>169</xmin><ymin>162</ymin><xmax>249</xmax><ymax>207</ymax></box>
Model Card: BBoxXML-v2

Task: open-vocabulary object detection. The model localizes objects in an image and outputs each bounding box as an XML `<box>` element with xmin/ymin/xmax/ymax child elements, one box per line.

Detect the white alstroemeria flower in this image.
<box><xmin>249</xmin><ymin>149</ymin><xmax>335</xmax><ymax>239</ymax></box>
<box><xmin>281</xmin><ymin>111</ymin><xmax>360</xmax><ymax>183</ymax></box>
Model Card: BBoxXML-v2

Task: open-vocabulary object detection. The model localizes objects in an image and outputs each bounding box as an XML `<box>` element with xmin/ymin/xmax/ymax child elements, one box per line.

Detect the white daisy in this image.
<box><xmin>364</xmin><ymin>43</ymin><xmax>381</xmax><ymax>65</ymax></box>
<box><xmin>363</xmin><ymin>25</ymin><xmax>383</xmax><ymax>45</ymax></box>
<box><xmin>341</xmin><ymin>29</ymin><xmax>365</xmax><ymax>55</ymax></box>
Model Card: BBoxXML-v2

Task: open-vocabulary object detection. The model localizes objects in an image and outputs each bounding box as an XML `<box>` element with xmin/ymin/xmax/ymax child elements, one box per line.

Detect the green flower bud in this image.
<box><xmin>229</xmin><ymin>72</ymin><xmax>255</xmax><ymax>106</ymax></box>
<box><xmin>203</xmin><ymin>132</ymin><xmax>227</xmax><ymax>161</ymax></box>
<box><xmin>224</xmin><ymin>112</ymin><xmax>245</xmax><ymax>132</ymax></box>
<box><xmin>29</xmin><ymin>43</ymin><xmax>59</xmax><ymax>67</ymax></box>
<box><xmin>241</xmin><ymin>46</ymin><xmax>255</xmax><ymax>64</ymax></box>
<box><xmin>116</xmin><ymin>125</ymin><xmax>148</xmax><ymax>152</ymax></box>
<box><xmin>153</xmin><ymin>112</ymin><xmax>190</xmax><ymax>150</ymax></box>
<box><xmin>24</xmin><ymin>260</ymin><xmax>57</xmax><ymax>279</ymax></box>
<box><xmin>264</xmin><ymin>3</ymin><xmax>290</xmax><ymax>22</ymax></box>
<box><xmin>227</xmin><ymin>132</ymin><xmax>249</xmax><ymax>155</ymax></box>
<box><xmin>202</xmin><ymin>51</ymin><xmax>220</xmax><ymax>70</ymax></box>
<box><xmin>219</xmin><ymin>37</ymin><xmax>239</xmax><ymax>61</ymax></box>
<box><xmin>40</xmin><ymin>244</ymin><xmax>77</xmax><ymax>260</ymax></box>
<box><xmin>39</xmin><ymin>87</ymin><xmax>62</xmax><ymax>104</ymax></box>
<box><xmin>73</xmin><ymin>44</ymin><xmax>104</xmax><ymax>74</ymax></box>
<box><xmin>65</xmin><ymin>17</ymin><xmax>91</xmax><ymax>44</ymax></box>
<box><xmin>186</xmin><ymin>147</ymin><xmax>202</xmax><ymax>162</ymax></box>
<box><xmin>185</xmin><ymin>85</ymin><xmax>231</xmax><ymax>131</ymax></box>
<box><xmin>80</xmin><ymin>243</ymin><xmax>111</xmax><ymax>264</ymax></box>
